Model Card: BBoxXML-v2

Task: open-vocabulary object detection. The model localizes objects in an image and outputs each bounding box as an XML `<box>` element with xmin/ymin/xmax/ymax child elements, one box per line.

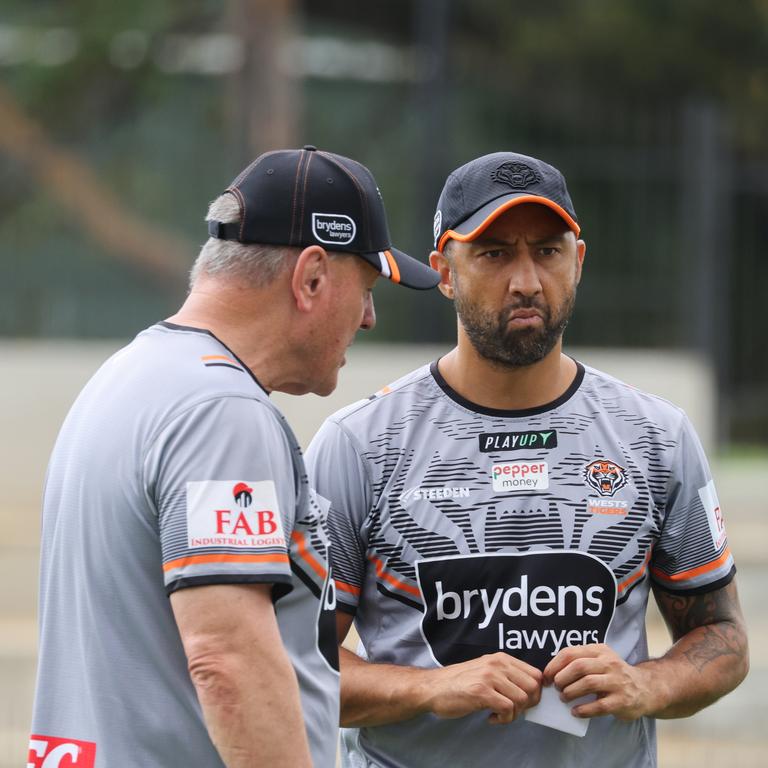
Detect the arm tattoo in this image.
<box><xmin>653</xmin><ymin>581</ymin><xmax>747</xmax><ymax>673</ymax></box>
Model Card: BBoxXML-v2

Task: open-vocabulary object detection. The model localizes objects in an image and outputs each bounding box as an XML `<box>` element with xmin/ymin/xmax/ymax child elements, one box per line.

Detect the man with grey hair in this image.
<box><xmin>29</xmin><ymin>146</ymin><xmax>439</xmax><ymax>768</ymax></box>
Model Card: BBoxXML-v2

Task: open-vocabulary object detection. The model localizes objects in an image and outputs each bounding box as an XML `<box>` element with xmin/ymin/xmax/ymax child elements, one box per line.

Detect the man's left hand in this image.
<box><xmin>542</xmin><ymin>644</ymin><xmax>654</xmax><ymax>721</ymax></box>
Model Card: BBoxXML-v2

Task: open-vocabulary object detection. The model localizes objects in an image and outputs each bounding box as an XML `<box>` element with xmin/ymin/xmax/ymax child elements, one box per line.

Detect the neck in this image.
<box><xmin>437</xmin><ymin>329</ymin><xmax>577</xmax><ymax>412</ymax></box>
<box><xmin>166</xmin><ymin>277</ymin><xmax>298</xmax><ymax>393</ymax></box>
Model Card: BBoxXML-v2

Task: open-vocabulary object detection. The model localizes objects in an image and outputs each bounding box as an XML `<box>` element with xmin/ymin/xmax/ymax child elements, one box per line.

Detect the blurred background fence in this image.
<box><xmin>1</xmin><ymin>0</ymin><xmax>766</xmax><ymax>443</ymax></box>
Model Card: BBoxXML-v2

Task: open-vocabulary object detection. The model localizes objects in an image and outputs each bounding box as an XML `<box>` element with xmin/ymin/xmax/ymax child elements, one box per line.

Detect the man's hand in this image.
<box><xmin>543</xmin><ymin>644</ymin><xmax>653</xmax><ymax>720</ymax></box>
<box><xmin>423</xmin><ymin>652</ymin><xmax>543</xmax><ymax>724</ymax></box>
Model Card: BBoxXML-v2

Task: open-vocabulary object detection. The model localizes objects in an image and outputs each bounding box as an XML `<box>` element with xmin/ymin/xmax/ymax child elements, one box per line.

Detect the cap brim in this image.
<box><xmin>360</xmin><ymin>248</ymin><xmax>440</xmax><ymax>290</ymax></box>
<box><xmin>437</xmin><ymin>193</ymin><xmax>580</xmax><ymax>252</ymax></box>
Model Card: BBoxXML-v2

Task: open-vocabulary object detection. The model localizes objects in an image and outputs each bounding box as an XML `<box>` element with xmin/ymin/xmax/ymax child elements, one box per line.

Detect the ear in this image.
<box><xmin>429</xmin><ymin>250</ymin><xmax>455</xmax><ymax>300</ymax></box>
<box><xmin>575</xmin><ymin>239</ymin><xmax>586</xmax><ymax>285</ymax></box>
<box><xmin>291</xmin><ymin>246</ymin><xmax>330</xmax><ymax>313</ymax></box>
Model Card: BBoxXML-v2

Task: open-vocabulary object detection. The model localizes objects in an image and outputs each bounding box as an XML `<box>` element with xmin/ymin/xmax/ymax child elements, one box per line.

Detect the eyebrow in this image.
<box><xmin>470</xmin><ymin>232</ymin><xmax>569</xmax><ymax>249</ymax></box>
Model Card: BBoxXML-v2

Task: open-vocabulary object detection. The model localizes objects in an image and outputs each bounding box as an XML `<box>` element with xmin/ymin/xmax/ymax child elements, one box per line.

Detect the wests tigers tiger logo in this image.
<box><xmin>584</xmin><ymin>459</ymin><xmax>628</xmax><ymax>497</ymax></box>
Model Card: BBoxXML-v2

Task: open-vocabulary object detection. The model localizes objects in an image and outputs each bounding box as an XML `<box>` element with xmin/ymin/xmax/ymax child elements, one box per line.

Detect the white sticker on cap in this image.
<box><xmin>312</xmin><ymin>213</ymin><xmax>356</xmax><ymax>245</ymax></box>
<box><xmin>433</xmin><ymin>209</ymin><xmax>442</xmax><ymax>247</ymax></box>
<box><xmin>186</xmin><ymin>480</ymin><xmax>286</xmax><ymax>549</ymax></box>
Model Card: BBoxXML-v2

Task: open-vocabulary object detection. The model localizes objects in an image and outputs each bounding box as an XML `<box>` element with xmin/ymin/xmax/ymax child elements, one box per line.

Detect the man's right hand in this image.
<box><xmin>421</xmin><ymin>651</ymin><xmax>543</xmax><ymax>724</ymax></box>
<box><xmin>337</xmin><ymin>613</ymin><xmax>542</xmax><ymax>727</ymax></box>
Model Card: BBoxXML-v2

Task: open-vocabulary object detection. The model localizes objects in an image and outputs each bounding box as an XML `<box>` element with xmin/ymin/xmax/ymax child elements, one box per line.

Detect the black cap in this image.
<box><xmin>433</xmin><ymin>151</ymin><xmax>580</xmax><ymax>252</ymax></box>
<box><xmin>208</xmin><ymin>146</ymin><xmax>439</xmax><ymax>290</ymax></box>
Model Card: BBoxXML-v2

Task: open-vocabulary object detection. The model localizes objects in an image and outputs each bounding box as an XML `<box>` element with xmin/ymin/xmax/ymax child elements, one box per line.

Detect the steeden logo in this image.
<box><xmin>399</xmin><ymin>486</ymin><xmax>471</xmax><ymax>507</ymax></box>
<box><xmin>311</xmin><ymin>213</ymin><xmax>356</xmax><ymax>245</ymax></box>
<box><xmin>492</xmin><ymin>461</ymin><xmax>549</xmax><ymax>493</ymax></box>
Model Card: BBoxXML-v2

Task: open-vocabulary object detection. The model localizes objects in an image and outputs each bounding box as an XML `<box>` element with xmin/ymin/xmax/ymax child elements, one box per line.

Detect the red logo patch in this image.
<box><xmin>27</xmin><ymin>735</ymin><xmax>96</xmax><ymax>768</ymax></box>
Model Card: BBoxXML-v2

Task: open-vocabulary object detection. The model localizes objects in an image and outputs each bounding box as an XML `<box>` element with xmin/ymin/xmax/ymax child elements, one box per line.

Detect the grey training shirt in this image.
<box><xmin>306</xmin><ymin>360</ymin><xmax>734</xmax><ymax>768</ymax></box>
<box><xmin>31</xmin><ymin>322</ymin><xmax>339</xmax><ymax>768</ymax></box>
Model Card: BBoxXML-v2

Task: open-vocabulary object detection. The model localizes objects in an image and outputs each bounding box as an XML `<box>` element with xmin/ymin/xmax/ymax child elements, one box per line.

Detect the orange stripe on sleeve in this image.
<box><xmin>650</xmin><ymin>547</ymin><xmax>732</xmax><ymax>583</ymax></box>
<box><xmin>201</xmin><ymin>354</ymin><xmax>239</xmax><ymax>364</ymax></box>
<box><xmin>369</xmin><ymin>555</ymin><xmax>421</xmax><ymax>598</ymax></box>
<box><xmin>617</xmin><ymin>548</ymin><xmax>652</xmax><ymax>593</ymax></box>
<box><xmin>291</xmin><ymin>530</ymin><xmax>327</xmax><ymax>580</ymax></box>
<box><xmin>383</xmin><ymin>251</ymin><xmax>401</xmax><ymax>284</ymax></box>
<box><xmin>336</xmin><ymin>579</ymin><xmax>361</xmax><ymax>597</ymax></box>
<box><xmin>163</xmin><ymin>552</ymin><xmax>288</xmax><ymax>572</ymax></box>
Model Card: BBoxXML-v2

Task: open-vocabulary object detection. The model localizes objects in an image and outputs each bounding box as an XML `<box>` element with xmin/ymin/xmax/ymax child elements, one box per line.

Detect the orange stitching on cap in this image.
<box><xmin>290</xmin><ymin>152</ymin><xmax>307</xmax><ymax>246</ymax></box>
<box><xmin>436</xmin><ymin>196</ymin><xmax>581</xmax><ymax>252</ymax></box>
<box><xmin>383</xmin><ymin>250</ymin><xmax>401</xmax><ymax>284</ymax></box>
<box><xmin>319</xmin><ymin>151</ymin><xmax>370</xmax><ymax>244</ymax></box>
<box><xmin>297</xmin><ymin>151</ymin><xmax>313</xmax><ymax>244</ymax></box>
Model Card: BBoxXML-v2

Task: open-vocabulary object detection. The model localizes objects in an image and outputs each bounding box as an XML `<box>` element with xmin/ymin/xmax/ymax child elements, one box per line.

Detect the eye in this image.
<box><xmin>537</xmin><ymin>246</ymin><xmax>560</xmax><ymax>257</ymax></box>
<box><xmin>482</xmin><ymin>249</ymin><xmax>505</xmax><ymax>260</ymax></box>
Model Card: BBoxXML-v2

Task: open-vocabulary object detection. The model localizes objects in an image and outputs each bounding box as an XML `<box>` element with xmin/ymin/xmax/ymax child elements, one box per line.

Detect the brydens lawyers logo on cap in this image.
<box><xmin>311</xmin><ymin>212</ymin><xmax>356</xmax><ymax>245</ymax></box>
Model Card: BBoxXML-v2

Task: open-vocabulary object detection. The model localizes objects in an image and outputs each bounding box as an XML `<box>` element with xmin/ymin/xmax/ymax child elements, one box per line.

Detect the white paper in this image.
<box><xmin>524</xmin><ymin>685</ymin><xmax>592</xmax><ymax>737</ymax></box>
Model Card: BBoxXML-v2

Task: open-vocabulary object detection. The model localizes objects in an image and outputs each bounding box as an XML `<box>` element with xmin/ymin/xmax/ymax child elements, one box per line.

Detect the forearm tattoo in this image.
<box><xmin>653</xmin><ymin>582</ymin><xmax>748</xmax><ymax>673</ymax></box>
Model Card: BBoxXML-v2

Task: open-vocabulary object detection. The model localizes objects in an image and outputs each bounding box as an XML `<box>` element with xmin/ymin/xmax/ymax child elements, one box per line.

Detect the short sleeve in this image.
<box><xmin>306</xmin><ymin>418</ymin><xmax>371</xmax><ymax>614</ymax></box>
<box><xmin>650</xmin><ymin>414</ymin><xmax>735</xmax><ymax>594</ymax></box>
<box><xmin>143</xmin><ymin>396</ymin><xmax>296</xmax><ymax>596</ymax></box>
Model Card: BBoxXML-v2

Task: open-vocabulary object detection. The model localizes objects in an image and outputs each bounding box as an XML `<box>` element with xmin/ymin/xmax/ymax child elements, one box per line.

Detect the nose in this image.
<box><xmin>360</xmin><ymin>291</ymin><xmax>376</xmax><ymax>331</ymax></box>
<box><xmin>508</xmin><ymin>252</ymin><xmax>542</xmax><ymax>297</ymax></box>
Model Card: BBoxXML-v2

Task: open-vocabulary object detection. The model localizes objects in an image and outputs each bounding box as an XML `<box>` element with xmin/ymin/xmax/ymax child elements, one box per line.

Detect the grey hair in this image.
<box><xmin>190</xmin><ymin>193</ymin><xmax>299</xmax><ymax>289</ymax></box>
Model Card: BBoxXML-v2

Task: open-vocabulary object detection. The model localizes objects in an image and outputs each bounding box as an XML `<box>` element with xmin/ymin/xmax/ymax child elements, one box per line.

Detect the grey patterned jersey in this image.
<box><xmin>306</xmin><ymin>360</ymin><xmax>734</xmax><ymax>768</ymax></box>
<box><xmin>30</xmin><ymin>322</ymin><xmax>339</xmax><ymax>768</ymax></box>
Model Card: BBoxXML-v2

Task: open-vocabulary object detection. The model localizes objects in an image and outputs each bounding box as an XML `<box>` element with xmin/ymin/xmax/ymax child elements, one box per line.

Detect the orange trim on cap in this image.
<box><xmin>336</xmin><ymin>579</ymin><xmax>362</xmax><ymax>596</ymax></box>
<box><xmin>650</xmin><ymin>547</ymin><xmax>732</xmax><ymax>583</ymax></box>
<box><xmin>617</xmin><ymin>548</ymin><xmax>652</xmax><ymax>593</ymax></box>
<box><xmin>291</xmin><ymin>530</ymin><xmax>327</xmax><ymax>580</ymax></box>
<box><xmin>437</xmin><ymin>195</ymin><xmax>581</xmax><ymax>252</ymax></box>
<box><xmin>369</xmin><ymin>555</ymin><xmax>421</xmax><ymax>598</ymax></box>
<box><xmin>163</xmin><ymin>552</ymin><xmax>288</xmax><ymax>572</ymax></box>
<box><xmin>383</xmin><ymin>250</ymin><xmax>401</xmax><ymax>284</ymax></box>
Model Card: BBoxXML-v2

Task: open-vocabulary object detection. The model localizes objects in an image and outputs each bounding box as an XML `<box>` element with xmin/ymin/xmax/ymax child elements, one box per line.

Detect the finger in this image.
<box><xmin>560</xmin><ymin>673</ymin><xmax>611</xmax><ymax>702</ymax></box>
<box><xmin>489</xmin><ymin>652</ymin><xmax>543</xmax><ymax>681</ymax></box>
<box><xmin>493</xmin><ymin>676</ymin><xmax>540</xmax><ymax>712</ymax></box>
<box><xmin>544</xmin><ymin>645</ymin><xmax>610</xmax><ymax>685</ymax></box>
<box><xmin>481</xmin><ymin>690</ymin><xmax>519</xmax><ymax>723</ymax></box>
<box><xmin>553</xmin><ymin>657</ymin><xmax>609</xmax><ymax>691</ymax></box>
<box><xmin>571</xmin><ymin>692</ymin><xmax>621</xmax><ymax>719</ymax></box>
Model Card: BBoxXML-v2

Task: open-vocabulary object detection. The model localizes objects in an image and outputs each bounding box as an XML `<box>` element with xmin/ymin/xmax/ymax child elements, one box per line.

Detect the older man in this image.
<box><xmin>29</xmin><ymin>146</ymin><xmax>439</xmax><ymax>768</ymax></box>
<box><xmin>307</xmin><ymin>151</ymin><xmax>748</xmax><ymax>767</ymax></box>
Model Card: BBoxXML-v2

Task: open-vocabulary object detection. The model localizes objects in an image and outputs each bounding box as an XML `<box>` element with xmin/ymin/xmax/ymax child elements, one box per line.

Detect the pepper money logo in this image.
<box><xmin>416</xmin><ymin>551</ymin><xmax>616</xmax><ymax>670</ymax></box>
<box><xmin>583</xmin><ymin>459</ymin><xmax>628</xmax><ymax>497</ymax></box>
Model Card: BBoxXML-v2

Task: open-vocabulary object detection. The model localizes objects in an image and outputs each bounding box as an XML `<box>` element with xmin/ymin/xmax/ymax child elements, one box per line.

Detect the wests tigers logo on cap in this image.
<box><xmin>583</xmin><ymin>459</ymin><xmax>628</xmax><ymax>497</ymax></box>
<box><xmin>491</xmin><ymin>161</ymin><xmax>542</xmax><ymax>190</ymax></box>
